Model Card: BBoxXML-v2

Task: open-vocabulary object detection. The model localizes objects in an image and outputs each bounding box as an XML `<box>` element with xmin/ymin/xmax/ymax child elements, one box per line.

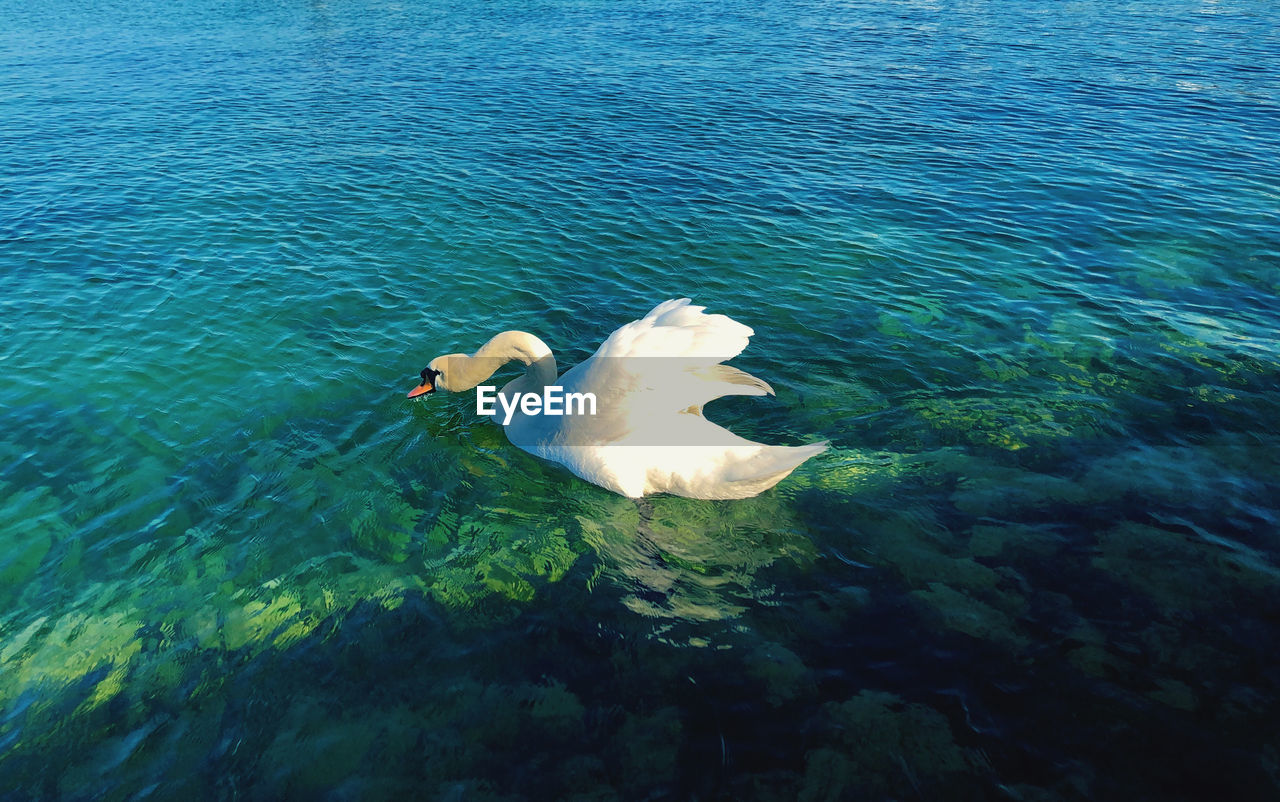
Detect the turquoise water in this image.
<box><xmin>3</xmin><ymin>0</ymin><xmax>1279</xmax><ymax>797</ymax></box>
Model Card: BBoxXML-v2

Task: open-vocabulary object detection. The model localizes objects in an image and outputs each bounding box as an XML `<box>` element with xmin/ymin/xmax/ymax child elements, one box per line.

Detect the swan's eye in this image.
<box><xmin>420</xmin><ymin>367</ymin><xmax>441</xmax><ymax>386</ymax></box>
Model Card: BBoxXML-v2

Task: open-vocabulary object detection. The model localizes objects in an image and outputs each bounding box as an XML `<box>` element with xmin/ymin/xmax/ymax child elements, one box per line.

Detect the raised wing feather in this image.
<box><xmin>591</xmin><ymin>299</ymin><xmax>754</xmax><ymax>363</ymax></box>
<box><xmin>560</xmin><ymin>300</ymin><xmax>766</xmax><ymax>420</ymax></box>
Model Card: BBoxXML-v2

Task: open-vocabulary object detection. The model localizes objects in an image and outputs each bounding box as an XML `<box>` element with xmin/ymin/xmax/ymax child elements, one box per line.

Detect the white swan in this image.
<box><xmin>407</xmin><ymin>299</ymin><xmax>827</xmax><ymax>499</ymax></box>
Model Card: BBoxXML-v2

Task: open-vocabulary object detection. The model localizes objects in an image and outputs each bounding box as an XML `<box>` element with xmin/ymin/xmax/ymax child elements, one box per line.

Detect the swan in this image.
<box><xmin>406</xmin><ymin>299</ymin><xmax>827</xmax><ymax>499</ymax></box>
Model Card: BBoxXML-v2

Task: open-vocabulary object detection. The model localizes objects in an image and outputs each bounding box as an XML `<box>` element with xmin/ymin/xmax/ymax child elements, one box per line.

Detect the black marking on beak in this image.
<box><xmin>418</xmin><ymin>366</ymin><xmax>441</xmax><ymax>390</ymax></box>
<box><xmin>409</xmin><ymin>366</ymin><xmax>442</xmax><ymax>398</ymax></box>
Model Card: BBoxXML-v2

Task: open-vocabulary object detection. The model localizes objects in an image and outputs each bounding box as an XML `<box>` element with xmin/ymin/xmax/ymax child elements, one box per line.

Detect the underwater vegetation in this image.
<box><xmin>2</xmin><ymin>297</ymin><xmax>1279</xmax><ymax>799</ymax></box>
<box><xmin>4</xmin><ymin>174</ymin><xmax>1280</xmax><ymax>799</ymax></box>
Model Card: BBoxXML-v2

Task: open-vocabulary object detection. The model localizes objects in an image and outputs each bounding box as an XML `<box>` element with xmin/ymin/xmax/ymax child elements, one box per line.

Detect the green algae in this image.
<box><xmin>801</xmin><ymin>690</ymin><xmax>976</xmax><ymax>800</ymax></box>
<box><xmin>909</xmin><ymin>394</ymin><xmax>1110</xmax><ymax>450</ymax></box>
<box><xmin>645</xmin><ymin>494</ymin><xmax>816</xmax><ymax>573</ymax></box>
<box><xmin>350</xmin><ymin>485</ymin><xmax>420</xmax><ymax>564</ymax></box>
<box><xmin>1148</xmin><ymin>677</ymin><xmax>1198</xmax><ymax>712</ymax></box>
<box><xmin>795</xmin><ymin>374</ymin><xmax>891</xmax><ymax>422</ymax></box>
<box><xmin>248</xmin><ymin>677</ymin><xmax>593</xmax><ymax>798</ymax></box>
<box><xmin>0</xmin><ymin>534</ymin><xmax>435</xmax><ymax>743</ymax></box>
<box><xmin>1190</xmin><ymin>383</ymin><xmax>1240</xmax><ymax>403</ymax></box>
<box><xmin>966</xmin><ymin>523</ymin><xmax>1061</xmax><ymax>560</ymax></box>
<box><xmin>1023</xmin><ymin>312</ymin><xmax>1120</xmax><ymax>367</ymax></box>
<box><xmin>0</xmin><ymin>596</ymin><xmax>146</xmax><ymax>716</ymax></box>
<box><xmin>1128</xmin><ymin>238</ymin><xmax>1222</xmax><ymax>291</ymax></box>
<box><xmin>527</xmin><ymin>678</ymin><xmax>588</xmax><ymax>733</ymax></box>
<box><xmin>978</xmin><ymin>356</ymin><xmax>1032</xmax><ymax>383</ymax></box>
<box><xmin>421</xmin><ymin>510</ymin><xmax>587</xmax><ymax>607</ymax></box>
<box><xmin>259</xmin><ymin>696</ymin><xmax>387</xmax><ymax>793</ymax></box>
<box><xmin>814</xmin><ymin>497</ymin><xmax>988</xmax><ymax>591</ymax></box>
<box><xmin>1154</xmin><ymin>311</ymin><xmax>1280</xmax><ymax>374</ymax></box>
<box><xmin>616</xmin><ymin>705</ymin><xmax>683</xmax><ymax>788</ymax></box>
<box><xmin>578</xmin><ymin>491</ymin><xmax>816</xmax><ymax>621</ymax></box>
<box><xmin>1081</xmin><ymin>441</ymin><xmax>1279</xmax><ymax>509</ymax></box>
<box><xmin>911</xmin><ymin>582</ymin><xmax>1029</xmax><ymax>650</ymax></box>
<box><xmin>1092</xmin><ymin>522</ymin><xmax>1278</xmax><ymax>616</ymax></box>
<box><xmin>950</xmin><ymin>459</ymin><xmax>1094</xmax><ymax>517</ymax></box>
<box><xmin>748</xmin><ymin>641</ymin><xmax>814</xmax><ymax>707</ymax></box>
<box><xmin>1063</xmin><ymin>622</ymin><xmax>1133</xmax><ymax>680</ymax></box>
<box><xmin>0</xmin><ymin>483</ymin><xmax>68</xmax><ymax>608</ymax></box>
<box><xmin>876</xmin><ymin>296</ymin><xmax>947</xmax><ymax>339</ymax></box>
<box><xmin>1</xmin><ymin>235</ymin><xmax>1276</xmax><ymax>802</ymax></box>
<box><xmin>790</xmin><ymin>447</ymin><xmax>926</xmax><ymax>497</ymax></box>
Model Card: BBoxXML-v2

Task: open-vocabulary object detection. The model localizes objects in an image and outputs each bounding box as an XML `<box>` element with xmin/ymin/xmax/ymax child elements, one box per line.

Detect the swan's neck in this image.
<box><xmin>441</xmin><ymin>331</ymin><xmax>557</xmax><ymax>393</ymax></box>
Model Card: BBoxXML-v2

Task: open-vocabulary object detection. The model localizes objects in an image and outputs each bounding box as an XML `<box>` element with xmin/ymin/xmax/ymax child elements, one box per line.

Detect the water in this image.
<box><xmin>2</xmin><ymin>0</ymin><xmax>1279</xmax><ymax>797</ymax></box>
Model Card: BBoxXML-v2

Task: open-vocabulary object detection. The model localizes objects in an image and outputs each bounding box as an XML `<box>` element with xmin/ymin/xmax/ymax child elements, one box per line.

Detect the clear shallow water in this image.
<box><xmin>2</xmin><ymin>0</ymin><xmax>1279</xmax><ymax>797</ymax></box>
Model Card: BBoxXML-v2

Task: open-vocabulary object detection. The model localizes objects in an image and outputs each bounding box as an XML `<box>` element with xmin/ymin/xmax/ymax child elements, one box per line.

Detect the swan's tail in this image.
<box><xmin>723</xmin><ymin>441</ymin><xmax>829</xmax><ymax>497</ymax></box>
<box><xmin>663</xmin><ymin>440</ymin><xmax>829</xmax><ymax>500</ymax></box>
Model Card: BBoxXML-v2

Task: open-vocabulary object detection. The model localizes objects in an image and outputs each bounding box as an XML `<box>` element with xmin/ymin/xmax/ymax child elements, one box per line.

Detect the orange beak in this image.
<box><xmin>407</xmin><ymin>382</ymin><xmax>435</xmax><ymax>398</ymax></box>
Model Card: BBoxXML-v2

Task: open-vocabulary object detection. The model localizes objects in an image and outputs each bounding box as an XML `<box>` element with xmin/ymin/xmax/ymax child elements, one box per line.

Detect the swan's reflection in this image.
<box><xmin>573</xmin><ymin>491</ymin><xmax>815</xmax><ymax>623</ymax></box>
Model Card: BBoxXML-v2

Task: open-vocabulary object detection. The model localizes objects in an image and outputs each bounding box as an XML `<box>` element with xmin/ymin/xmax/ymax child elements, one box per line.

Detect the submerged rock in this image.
<box><xmin>801</xmin><ymin>690</ymin><xmax>976</xmax><ymax>800</ymax></box>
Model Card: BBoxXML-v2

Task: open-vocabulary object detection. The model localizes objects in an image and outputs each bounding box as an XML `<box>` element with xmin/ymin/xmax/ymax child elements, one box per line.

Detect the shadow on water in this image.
<box><xmin>785</xmin><ymin>437</ymin><xmax>1280</xmax><ymax>802</ymax></box>
<box><xmin>4</xmin><ymin>421</ymin><xmax>1279</xmax><ymax>800</ymax></box>
<box><xmin>6</xmin><ymin>511</ymin><xmax>1277</xmax><ymax>802</ymax></box>
<box><xmin>0</xmin><ymin>572</ymin><xmax>991</xmax><ymax>801</ymax></box>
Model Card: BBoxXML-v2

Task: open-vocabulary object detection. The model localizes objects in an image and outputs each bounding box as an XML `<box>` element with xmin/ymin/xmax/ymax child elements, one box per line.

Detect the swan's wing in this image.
<box><xmin>680</xmin><ymin>364</ymin><xmax>774</xmax><ymax>412</ymax></box>
<box><xmin>591</xmin><ymin>299</ymin><xmax>753</xmax><ymax>363</ymax></box>
<box><xmin>569</xmin><ymin>299</ymin><xmax>771</xmax><ymax>416</ymax></box>
<box><xmin>514</xmin><ymin>299</ymin><xmax>825</xmax><ymax>497</ymax></box>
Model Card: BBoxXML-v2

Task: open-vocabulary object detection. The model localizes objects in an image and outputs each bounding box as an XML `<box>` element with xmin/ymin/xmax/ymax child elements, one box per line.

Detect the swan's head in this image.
<box><xmin>407</xmin><ymin>354</ymin><xmax>464</xmax><ymax>398</ymax></box>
